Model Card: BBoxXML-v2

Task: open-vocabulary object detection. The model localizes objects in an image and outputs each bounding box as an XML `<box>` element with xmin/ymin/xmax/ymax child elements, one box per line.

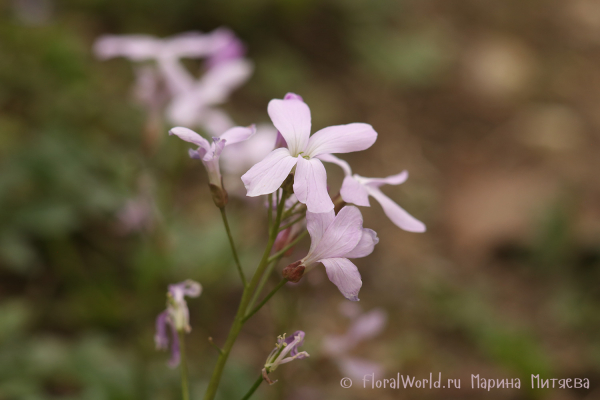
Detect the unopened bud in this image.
<box><xmin>209</xmin><ymin>182</ymin><xmax>229</xmax><ymax>209</ymax></box>
<box><xmin>282</xmin><ymin>260</ymin><xmax>305</xmax><ymax>283</ymax></box>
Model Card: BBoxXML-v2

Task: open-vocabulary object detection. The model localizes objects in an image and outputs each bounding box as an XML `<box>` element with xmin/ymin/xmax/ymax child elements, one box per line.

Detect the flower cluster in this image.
<box><xmin>170</xmin><ymin>92</ymin><xmax>425</xmax><ymax>300</ymax></box>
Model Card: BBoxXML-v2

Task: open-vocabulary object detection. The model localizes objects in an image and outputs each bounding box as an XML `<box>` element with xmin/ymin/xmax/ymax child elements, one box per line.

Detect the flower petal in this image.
<box><xmin>306</xmin><ymin>206</ymin><xmax>363</xmax><ymax>263</ymax></box>
<box><xmin>304</xmin><ymin>123</ymin><xmax>377</xmax><ymax>157</ymax></box>
<box><xmin>169</xmin><ymin>279</ymin><xmax>202</xmax><ymax>303</ymax></box>
<box><xmin>321</xmin><ymin>258</ymin><xmax>362</xmax><ymax>301</ymax></box>
<box><xmin>267</xmin><ymin>98</ymin><xmax>311</xmax><ymax>155</ymax></box>
<box><xmin>347</xmin><ymin>309</ymin><xmax>387</xmax><ymax>343</ymax></box>
<box><xmin>345</xmin><ymin>228</ymin><xmax>378</xmax><ymax>259</ymax></box>
<box><xmin>93</xmin><ymin>35</ymin><xmax>160</xmax><ymax>61</ymax></box>
<box><xmin>242</xmin><ymin>148</ymin><xmax>297</xmax><ymax>196</ymax></box>
<box><xmin>340</xmin><ymin>176</ymin><xmax>370</xmax><ymax>207</ymax></box>
<box><xmin>167</xmin><ymin>323</ymin><xmax>181</xmax><ymax>368</ymax></box>
<box><xmin>366</xmin><ymin>187</ymin><xmax>426</xmax><ymax>232</ymax></box>
<box><xmin>169</xmin><ymin>127</ymin><xmax>211</xmax><ymax>152</ymax></box>
<box><xmin>154</xmin><ymin>311</ymin><xmax>169</xmax><ymax>350</ymax></box>
<box><xmin>361</xmin><ymin>171</ymin><xmax>409</xmax><ymax>188</ymax></box>
<box><xmin>317</xmin><ymin>153</ymin><xmax>352</xmax><ymax>176</ymax></box>
<box><xmin>306</xmin><ymin>209</ymin><xmax>335</xmax><ymax>255</ymax></box>
<box><xmin>293</xmin><ymin>157</ymin><xmax>333</xmax><ymax>213</ymax></box>
<box><xmin>219</xmin><ymin>124</ymin><xmax>256</xmax><ymax>145</ymax></box>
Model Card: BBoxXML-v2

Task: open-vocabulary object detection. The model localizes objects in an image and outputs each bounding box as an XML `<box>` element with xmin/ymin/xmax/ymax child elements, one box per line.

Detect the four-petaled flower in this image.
<box><xmin>169</xmin><ymin>125</ymin><xmax>256</xmax><ymax>204</ymax></box>
<box><xmin>320</xmin><ymin>154</ymin><xmax>426</xmax><ymax>232</ymax></box>
<box><xmin>241</xmin><ymin>93</ymin><xmax>378</xmax><ymax>213</ymax></box>
<box><xmin>155</xmin><ymin>280</ymin><xmax>202</xmax><ymax>367</ymax></box>
<box><xmin>262</xmin><ymin>331</ymin><xmax>309</xmax><ymax>384</ymax></box>
<box><xmin>285</xmin><ymin>206</ymin><xmax>378</xmax><ymax>301</ymax></box>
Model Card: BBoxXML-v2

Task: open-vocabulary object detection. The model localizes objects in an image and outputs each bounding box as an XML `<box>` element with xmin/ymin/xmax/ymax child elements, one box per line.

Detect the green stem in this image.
<box><xmin>220</xmin><ymin>207</ymin><xmax>247</xmax><ymax>287</ymax></box>
<box><xmin>247</xmin><ymin>259</ymin><xmax>276</xmax><ymax>312</ymax></box>
<box><xmin>267</xmin><ymin>230</ymin><xmax>308</xmax><ymax>263</ymax></box>
<box><xmin>243</xmin><ymin>279</ymin><xmax>287</xmax><ymax>322</ymax></box>
<box><xmin>203</xmin><ymin>189</ymin><xmax>290</xmax><ymax>400</ymax></box>
<box><xmin>179</xmin><ymin>331</ymin><xmax>190</xmax><ymax>400</ymax></box>
<box><xmin>278</xmin><ymin>214</ymin><xmax>305</xmax><ymax>232</ymax></box>
<box><xmin>241</xmin><ymin>376</ymin><xmax>263</xmax><ymax>400</ymax></box>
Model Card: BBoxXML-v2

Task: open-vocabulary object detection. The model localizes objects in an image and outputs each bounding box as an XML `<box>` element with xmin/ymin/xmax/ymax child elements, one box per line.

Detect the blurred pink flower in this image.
<box><xmin>319</xmin><ymin>154</ymin><xmax>426</xmax><ymax>232</ymax></box>
<box><xmin>94</xmin><ymin>28</ymin><xmax>252</xmax><ymax>135</ymax></box>
<box><xmin>155</xmin><ymin>280</ymin><xmax>202</xmax><ymax>367</ymax></box>
<box><xmin>241</xmin><ymin>93</ymin><xmax>378</xmax><ymax>213</ymax></box>
<box><xmin>286</xmin><ymin>206</ymin><xmax>378</xmax><ymax>301</ymax></box>
<box><xmin>322</xmin><ymin>306</ymin><xmax>387</xmax><ymax>380</ymax></box>
<box><xmin>169</xmin><ymin>125</ymin><xmax>256</xmax><ymax>189</ymax></box>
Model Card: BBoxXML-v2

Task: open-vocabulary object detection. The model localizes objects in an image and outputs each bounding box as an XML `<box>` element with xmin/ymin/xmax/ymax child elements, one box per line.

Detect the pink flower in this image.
<box><xmin>319</xmin><ymin>154</ymin><xmax>426</xmax><ymax>232</ymax></box>
<box><xmin>322</xmin><ymin>306</ymin><xmax>387</xmax><ymax>380</ymax></box>
<box><xmin>263</xmin><ymin>331</ymin><xmax>309</xmax><ymax>384</ymax></box>
<box><xmin>241</xmin><ymin>93</ymin><xmax>378</xmax><ymax>213</ymax></box>
<box><xmin>165</xmin><ymin>58</ymin><xmax>253</xmax><ymax>134</ymax></box>
<box><xmin>169</xmin><ymin>125</ymin><xmax>256</xmax><ymax>190</ymax></box>
<box><xmin>155</xmin><ymin>280</ymin><xmax>202</xmax><ymax>367</ymax></box>
<box><xmin>285</xmin><ymin>206</ymin><xmax>378</xmax><ymax>301</ymax></box>
<box><xmin>94</xmin><ymin>29</ymin><xmax>252</xmax><ymax>136</ymax></box>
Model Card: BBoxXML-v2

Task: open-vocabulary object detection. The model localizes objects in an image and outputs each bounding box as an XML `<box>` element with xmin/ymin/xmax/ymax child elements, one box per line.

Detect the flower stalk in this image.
<box><xmin>202</xmin><ymin>186</ymin><xmax>290</xmax><ymax>400</ymax></box>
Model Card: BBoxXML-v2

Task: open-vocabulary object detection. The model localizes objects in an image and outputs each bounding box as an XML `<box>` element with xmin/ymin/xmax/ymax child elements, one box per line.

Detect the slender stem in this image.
<box><xmin>267</xmin><ymin>231</ymin><xmax>308</xmax><ymax>263</ymax></box>
<box><xmin>243</xmin><ymin>279</ymin><xmax>288</xmax><ymax>322</ymax></box>
<box><xmin>179</xmin><ymin>331</ymin><xmax>190</xmax><ymax>400</ymax></box>
<box><xmin>247</xmin><ymin>259</ymin><xmax>276</xmax><ymax>312</ymax></box>
<box><xmin>267</xmin><ymin>193</ymin><xmax>273</xmax><ymax>231</ymax></box>
<box><xmin>278</xmin><ymin>214</ymin><xmax>305</xmax><ymax>232</ymax></box>
<box><xmin>220</xmin><ymin>207</ymin><xmax>247</xmax><ymax>287</ymax></box>
<box><xmin>241</xmin><ymin>376</ymin><xmax>263</xmax><ymax>400</ymax></box>
<box><xmin>208</xmin><ymin>337</ymin><xmax>223</xmax><ymax>355</ymax></box>
<box><xmin>203</xmin><ymin>189</ymin><xmax>290</xmax><ymax>400</ymax></box>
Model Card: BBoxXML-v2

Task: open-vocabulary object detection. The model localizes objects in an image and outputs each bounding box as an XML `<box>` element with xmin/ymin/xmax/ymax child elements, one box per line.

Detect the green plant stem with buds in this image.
<box><xmin>203</xmin><ymin>187</ymin><xmax>291</xmax><ymax>400</ymax></box>
<box><xmin>241</xmin><ymin>376</ymin><xmax>264</xmax><ymax>400</ymax></box>
<box><xmin>179</xmin><ymin>331</ymin><xmax>190</xmax><ymax>400</ymax></box>
<box><xmin>220</xmin><ymin>207</ymin><xmax>247</xmax><ymax>287</ymax></box>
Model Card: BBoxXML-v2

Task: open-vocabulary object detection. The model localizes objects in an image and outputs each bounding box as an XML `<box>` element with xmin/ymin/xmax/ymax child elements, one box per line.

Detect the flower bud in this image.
<box><xmin>282</xmin><ymin>260</ymin><xmax>305</xmax><ymax>283</ymax></box>
<box><xmin>209</xmin><ymin>182</ymin><xmax>229</xmax><ymax>208</ymax></box>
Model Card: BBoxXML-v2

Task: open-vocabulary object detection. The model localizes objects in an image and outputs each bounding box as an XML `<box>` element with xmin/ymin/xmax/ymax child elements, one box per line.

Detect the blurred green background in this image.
<box><xmin>2</xmin><ymin>0</ymin><xmax>600</xmax><ymax>399</ymax></box>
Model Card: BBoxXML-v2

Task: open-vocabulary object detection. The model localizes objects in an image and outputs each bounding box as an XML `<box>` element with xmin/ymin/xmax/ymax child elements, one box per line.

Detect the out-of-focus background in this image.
<box><xmin>2</xmin><ymin>0</ymin><xmax>600</xmax><ymax>399</ymax></box>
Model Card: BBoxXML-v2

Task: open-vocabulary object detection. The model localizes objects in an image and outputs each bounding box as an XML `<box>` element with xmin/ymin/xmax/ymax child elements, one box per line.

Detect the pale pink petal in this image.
<box><xmin>321</xmin><ymin>258</ymin><xmax>362</xmax><ymax>301</ymax></box>
<box><xmin>317</xmin><ymin>153</ymin><xmax>352</xmax><ymax>176</ymax></box>
<box><xmin>157</xmin><ymin>57</ymin><xmax>196</xmax><ymax>96</ymax></box>
<box><xmin>293</xmin><ymin>157</ymin><xmax>333</xmax><ymax>213</ymax></box>
<box><xmin>367</xmin><ymin>187</ymin><xmax>426</xmax><ymax>232</ymax></box>
<box><xmin>304</xmin><ymin>123</ymin><xmax>377</xmax><ymax>157</ymax></box>
<box><xmin>306</xmin><ymin>206</ymin><xmax>363</xmax><ymax>263</ymax></box>
<box><xmin>305</xmin><ymin>209</ymin><xmax>335</xmax><ymax>255</ymax></box>
<box><xmin>267</xmin><ymin>98</ymin><xmax>311</xmax><ymax>155</ymax></box>
<box><xmin>337</xmin><ymin>357</ymin><xmax>383</xmax><ymax>380</ymax></box>
<box><xmin>340</xmin><ymin>176</ymin><xmax>370</xmax><ymax>207</ymax></box>
<box><xmin>347</xmin><ymin>309</ymin><xmax>387</xmax><ymax>343</ymax></box>
<box><xmin>169</xmin><ymin>127</ymin><xmax>211</xmax><ymax>152</ymax></box>
<box><xmin>219</xmin><ymin>125</ymin><xmax>256</xmax><ymax>145</ymax></box>
<box><xmin>201</xmin><ymin>108</ymin><xmax>235</xmax><ymax>137</ymax></box>
<box><xmin>194</xmin><ymin>59</ymin><xmax>253</xmax><ymax>105</ymax></box>
<box><xmin>345</xmin><ymin>228</ymin><xmax>378</xmax><ymax>259</ymax></box>
<box><xmin>93</xmin><ymin>35</ymin><xmax>160</xmax><ymax>61</ymax></box>
<box><xmin>163</xmin><ymin>31</ymin><xmax>217</xmax><ymax>58</ymax></box>
<box><xmin>241</xmin><ymin>148</ymin><xmax>297</xmax><ymax>196</ymax></box>
<box><xmin>362</xmin><ymin>171</ymin><xmax>409</xmax><ymax>188</ymax></box>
